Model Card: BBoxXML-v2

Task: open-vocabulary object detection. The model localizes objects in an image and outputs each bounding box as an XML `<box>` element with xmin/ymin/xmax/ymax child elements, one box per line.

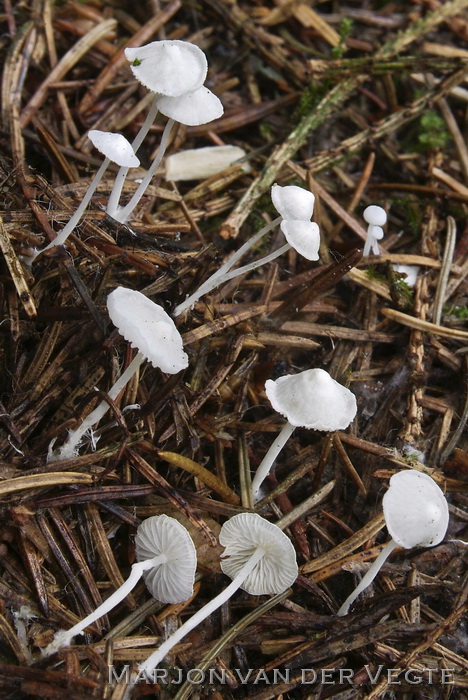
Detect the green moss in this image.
<box><xmin>418</xmin><ymin>109</ymin><xmax>450</xmax><ymax>150</ymax></box>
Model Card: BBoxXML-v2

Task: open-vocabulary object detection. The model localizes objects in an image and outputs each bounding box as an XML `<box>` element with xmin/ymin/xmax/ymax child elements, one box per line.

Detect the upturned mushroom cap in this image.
<box><xmin>107</xmin><ymin>287</ymin><xmax>188</xmax><ymax>374</ymax></box>
<box><xmin>280</xmin><ymin>220</ymin><xmax>320</xmax><ymax>261</ymax></box>
<box><xmin>271</xmin><ymin>185</ymin><xmax>315</xmax><ymax>221</ymax></box>
<box><xmin>363</xmin><ymin>205</ymin><xmax>387</xmax><ymax>227</ymax></box>
<box><xmin>265</xmin><ymin>368</ymin><xmax>357</xmax><ymax>431</ymax></box>
<box><xmin>157</xmin><ymin>86</ymin><xmax>224</xmax><ymax>126</ymax></box>
<box><xmin>383</xmin><ymin>470</ymin><xmax>449</xmax><ymax>549</ymax></box>
<box><xmin>125</xmin><ymin>40</ymin><xmax>207</xmax><ymax>97</ymax></box>
<box><xmin>88</xmin><ymin>130</ymin><xmax>140</xmax><ymax>168</ymax></box>
<box><xmin>135</xmin><ymin>515</ymin><xmax>197</xmax><ymax>604</ymax></box>
<box><xmin>220</xmin><ymin>513</ymin><xmax>298</xmax><ymax>595</ymax></box>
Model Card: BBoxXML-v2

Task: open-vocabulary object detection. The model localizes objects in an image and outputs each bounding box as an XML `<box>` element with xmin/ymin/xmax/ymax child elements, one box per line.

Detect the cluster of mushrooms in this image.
<box><xmin>36</xmin><ymin>38</ymin><xmax>451</xmax><ymax>693</ymax></box>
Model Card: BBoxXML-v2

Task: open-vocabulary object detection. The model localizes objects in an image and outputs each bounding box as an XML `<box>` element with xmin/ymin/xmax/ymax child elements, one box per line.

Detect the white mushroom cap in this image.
<box><xmin>88</xmin><ymin>130</ymin><xmax>140</xmax><ymax>168</ymax></box>
<box><xmin>271</xmin><ymin>184</ymin><xmax>315</xmax><ymax>221</ymax></box>
<box><xmin>265</xmin><ymin>368</ymin><xmax>357</xmax><ymax>431</ymax></box>
<box><xmin>157</xmin><ymin>86</ymin><xmax>224</xmax><ymax>126</ymax></box>
<box><xmin>383</xmin><ymin>470</ymin><xmax>449</xmax><ymax>549</ymax></box>
<box><xmin>107</xmin><ymin>287</ymin><xmax>188</xmax><ymax>374</ymax></box>
<box><xmin>363</xmin><ymin>205</ymin><xmax>387</xmax><ymax>227</ymax></box>
<box><xmin>219</xmin><ymin>513</ymin><xmax>298</xmax><ymax>595</ymax></box>
<box><xmin>125</xmin><ymin>40</ymin><xmax>207</xmax><ymax>97</ymax></box>
<box><xmin>280</xmin><ymin>220</ymin><xmax>320</xmax><ymax>261</ymax></box>
<box><xmin>135</xmin><ymin>515</ymin><xmax>197</xmax><ymax>604</ymax></box>
<box><xmin>368</xmin><ymin>225</ymin><xmax>384</xmax><ymax>241</ymax></box>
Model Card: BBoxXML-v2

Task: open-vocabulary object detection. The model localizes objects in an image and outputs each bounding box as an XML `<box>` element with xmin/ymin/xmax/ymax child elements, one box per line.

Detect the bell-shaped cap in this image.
<box><xmin>135</xmin><ymin>515</ymin><xmax>197</xmax><ymax>604</ymax></box>
<box><xmin>271</xmin><ymin>184</ymin><xmax>315</xmax><ymax>221</ymax></box>
<box><xmin>220</xmin><ymin>513</ymin><xmax>298</xmax><ymax>595</ymax></box>
<box><xmin>88</xmin><ymin>130</ymin><xmax>140</xmax><ymax>167</ymax></box>
<box><xmin>280</xmin><ymin>220</ymin><xmax>320</xmax><ymax>261</ymax></box>
<box><xmin>157</xmin><ymin>86</ymin><xmax>224</xmax><ymax>126</ymax></box>
<box><xmin>265</xmin><ymin>368</ymin><xmax>357</xmax><ymax>431</ymax></box>
<box><xmin>125</xmin><ymin>40</ymin><xmax>207</xmax><ymax>97</ymax></box>
<box><xmin>107</xmin><ymin>287</ymin><xmax>188</xmax><ymax>374</ymax></box>
<box><xmin>363</xmin><ymin>205</ymin><xmax>387</xmax><ymax>227</ymax></box>
<box><xmin>383</xmin><ymin>470</ymin><xmax>449</xmax><ymax>549</ymax></box>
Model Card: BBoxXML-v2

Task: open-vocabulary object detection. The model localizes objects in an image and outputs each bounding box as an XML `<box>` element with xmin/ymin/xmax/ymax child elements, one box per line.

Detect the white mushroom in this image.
<box><xmin>337</xmin><ymin>470</ymin><xmax>449</xmax><ymax>616</ymax></box>
<box><xmin>174</xmin><ymin>183</ymin><xmax>319</xmax><ymax>317</ymax></box>
<box><xmin>48</xmin><ymin>287</ymin><xmax>188</xmax><ymax>461</ymax></box>
<box><xmin>108</xmin><ymin>41</ymin><xmax>223</xmax><ymax>223</ymax></box>
<box><xmin>136</xmin><ymin>513</ymin><xmax>297</xmax><ymax>676</ymax></box>
<box><xmin>251</xmin><ymin>369</ymin><xmax>357</xmax><ymax>502</ymax></box>
<box><xmin>115</xmin><ymin>87</ymin><xmax>223</xmax><ymax>224</ymax></box>
<box><xmin>43</xmin><ymin>515</ymin><xmax>196</xmax><ymax>656</ymax></box>
<box><xmin>362</xmin><ymin>205</ymin><xmax>387</xmax><ymax>256</ymax></box>
<box><xmin>34</xmin><ymin>131</ymin><xmax>139</xmax><ymax>260</ymax></box>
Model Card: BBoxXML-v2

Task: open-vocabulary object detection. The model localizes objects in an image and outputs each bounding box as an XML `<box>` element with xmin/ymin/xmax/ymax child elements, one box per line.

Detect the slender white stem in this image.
<box><xmin>40</xmin><ymin>158</ymin><xmax>111</xmax><ymax>256</ymax></box>
<box><xmin>173</xmin><ymin>216</ymin><xmax>283</xmax><ymax>316</ymax></box>
<box><xmin>114</xmin><ymin>118</ymin><xmax>175</xmax><ymax>224</ymax></box>
<box><xmin>43</xmin><ymin>554</ymin><xmax>164</xmax><ymax>656</ymax></box>
<box><xmin>251</xmin><ymin>422</ymin><xmax>296</xmax><ymax>502</ymax></box>
<box><xmin>363</xmin><ymin>228</ymin><xmax>373</xmax><ymax>257</ymax></box>
<box><xmin>107</xmin><ymin>97</ymin><xmax>160</xmax><ymax>217</ymax></box>
<box><xmin>138</xmin><ymin>547</ymin><xmax>265</xmax><ymax>676</ymax></box>
<box><xmin>50</xmin><ymin>352</ymin><xmax>144</xmax><ymax>461</ymax></box>
<box><xmin>337</xmin><ymin>539</ymin><xmax>398</xmax><ymax>616</ymax></box>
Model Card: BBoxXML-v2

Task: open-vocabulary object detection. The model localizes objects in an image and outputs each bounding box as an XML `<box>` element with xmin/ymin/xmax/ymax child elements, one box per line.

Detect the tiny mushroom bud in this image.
<box><xmin>251</xmin><ymin>369</ymin><xmax>357</xmax><ymax>502</ymax></box>
<box><xmin>48</xmin><ymin>287</ymin><xmax>188</xmax><ymax>461</ymax></box>
<box><xmin>136</xmin><ymin>513</ymin><xmax>297</xmax><ymax>678</ymax></box>
<box><xmin>43</xmin><ymin>515</ymin><xmax>196</xmax><ymax>656</ymax></box>
<box><xmin>362</xmin><ymin>205</ymin><xmax>387</xmax><ymax>256</ymax></box>
<box><xmin>337</xmin><ymin>470</ymin><xmax>449</xmax><ymax>616</ymax></box>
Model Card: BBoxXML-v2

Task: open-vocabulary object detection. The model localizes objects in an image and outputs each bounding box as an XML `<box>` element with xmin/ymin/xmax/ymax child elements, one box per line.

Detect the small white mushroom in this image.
<box><xmin>337</xmin><ymin>470</ymin><xmax>449</xmax><ymax>616</ymax></box>
<box><xmin>271</xmin><ymin>184</ymin><xmax>315</xmax><ymax>221</ymax></box>
<box><xmin>34</xmin><ymin>131</ymin><xmax>139</xmax><ymax>260</ymax></box>
<box><xmin>392</xmin><ymin>264</ymin><xmax>420</xmax><ymax>287</ymax></box>
<box><xmin>115</xmin><ymin>87</ymin><xmax>224</xmax><ymax>223</ymax></box>
<box><xmin>362</xmin><ymin>205</ymin><xmax>387</xmax><ymax>256</ymax></box>
<box><xmin>174</xmin><ymin>183</ymin><xmax>319</xmax><ymax>317</ymax></box>
<box><xmin>49</xmin><ymin>287</ymin><xmax>188</xmax><ymax>461</ymax></box>
<box><xmin>251</xmin><ymin>369</ymin><xmax>357</xmax><ymax>502</ymax></box>
<box><xmin>136</xmin><ymin>513</ymin><xmax>297</xmax><ymax>676</ymax></box>
<box><xmin>43</xmin><ymin>515</ymin><xmax>196</xmax><ymax>656</ymax></box>
<box><xmin>125</xmin><ymin>40</ymin><xmax>208</xmax><ymax>98</ymax></box>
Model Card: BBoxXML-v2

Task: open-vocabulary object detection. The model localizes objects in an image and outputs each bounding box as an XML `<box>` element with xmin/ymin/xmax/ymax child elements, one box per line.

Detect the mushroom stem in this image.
<box><xmin>113</xmin><ymin>118</ymin><xmax>175</xmax><ymax>224</ymax></box>
<box><xmin>32</xmin><ymin>158</ymin><xmax>111</xmax><ymax>261</ymax></box>
<box><xmin>43</xmin><ymin>553</ymin><xmax>165</xmax><ymax>656</ymax></box>
<box><xmin>50</xmin><ymin>351</ymin><xmax>145</xmax><ymax>461</ymax></box>
<box><xmin>173</xmin><ymin>216</ymin><xmax>282</xmax><ymax>316</ymax></box>
<box><xmin>107</xmin><ymin>96</ymin><xmax>160</xmax><ymax>217</ymax></box>
<box><xmin>139</xmin><ymin>547</ymin><xmax>265</xmax><ymax>676</ymax></box>
<box><xmin>251</xmin><ymin>422</ymin><xmax>296</xmax><ymax>502</ymax></box>
<box><xmin>337</xmin><ymin>538</ymin><xmax>398</xmax><ymax>616</ymax></box>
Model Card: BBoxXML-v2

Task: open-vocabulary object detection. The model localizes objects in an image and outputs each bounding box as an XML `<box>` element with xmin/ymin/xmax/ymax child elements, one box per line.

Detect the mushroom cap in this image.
<box><xmin>135</xmin><ymin>515</ymin><xmax>197</xmax><ymax>604</ymax></box>
<box><xmin>368</xmin><ymin>225</ymin><xmax>384</xmax><ymax>241</ymax></box>
<box><xmin>219</xmin><ymin>513</ymin><xmax>298</xmax><ymax>595</ymax></box>
<box><xmin>271</xmin><ymin>185</ymin><xmax>315</xmax><ymax>221</ymax></box>
<box><xmin>280</xmin><ymin>220</ymin><xmax>320</xmax><ymax>261</ymax></box>
<box><xmin>107</xmin><ymin>287</ymin><xmax>188</xmax><ymax>374</ymax></box>
<box><xmin>363</xmin><ymin>205</ymin><xmax>387</xmax><ymax>227</ymax></box>
<box><xmin>383</xmin><ymin>470</ymin><xmax>449</xmax><ymax>549</ymax></box>
<box><xmin>88</xmin><ymin>130</ymin><xmax>140</xmax><ymax>168</ymax></box>
<box><xmin>393</xmin><ymin>264</ymin><xmax>419</xmax><ymax>287</ymax></box>
<box><xmin>265</xmin><ymin>368</ymin><xmax>357</xmax><ymax>431</ymax></box>
<box><xmin>125</xmin><ymin>40</ymin><xmax>207</xmax><ymax>97</ymax></box>
<box><xmin>157</xmin><ymin>86</ymin><xmax>224</xmax><ymax>126</ymax></box>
